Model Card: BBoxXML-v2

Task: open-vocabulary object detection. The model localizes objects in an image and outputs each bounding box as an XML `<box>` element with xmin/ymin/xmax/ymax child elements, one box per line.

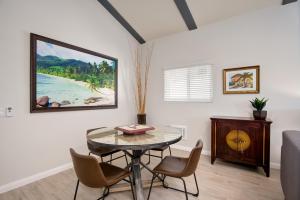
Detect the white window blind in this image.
<box><xmin>164</xmin><ymin>65</ymin><xmax>212</xmax><ymax>102</ymax></box>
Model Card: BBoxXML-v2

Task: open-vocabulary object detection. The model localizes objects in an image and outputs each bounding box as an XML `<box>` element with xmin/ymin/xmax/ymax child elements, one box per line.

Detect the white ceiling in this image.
<box><xmin>109</xmin><ymin>0</ymin><xmax>282</xmax><ymax>41</ymax></box>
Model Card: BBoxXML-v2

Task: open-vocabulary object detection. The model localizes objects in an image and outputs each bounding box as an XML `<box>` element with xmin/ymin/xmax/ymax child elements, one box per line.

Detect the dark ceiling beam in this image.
<box><xmin>282</xmin><ymin>0</ymin><xmax>298</xmax><ymax>5</ymax></box>
<box><xmin>173</xmin><ymin>0</ymin><xmax>197</xmax><ymax>30</ymax></box>
<box><xmin>97</xmin><ymin>0</ymin><xmax>146</xmax><ymax>44</ymax></box>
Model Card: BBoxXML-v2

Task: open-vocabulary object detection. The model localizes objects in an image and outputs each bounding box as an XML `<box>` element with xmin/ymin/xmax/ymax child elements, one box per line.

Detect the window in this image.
<box><xmin>164</xmin><ymin>65</ymin><xmax>212</xmax><ymax>102</ymax></box>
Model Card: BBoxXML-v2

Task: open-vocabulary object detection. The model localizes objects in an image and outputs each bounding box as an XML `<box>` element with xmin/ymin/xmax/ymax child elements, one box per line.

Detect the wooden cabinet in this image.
<box><xmin>211</xmin><ymin>116</ymin><xmax>272</xmax><ymax>177</ymax></box>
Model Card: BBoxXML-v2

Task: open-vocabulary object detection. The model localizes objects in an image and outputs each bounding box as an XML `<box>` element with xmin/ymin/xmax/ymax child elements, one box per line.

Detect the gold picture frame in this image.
<box><xmin>223</xmin><ymin>65</ymin><xmax>260</xmax><ymax>94</ymax></box>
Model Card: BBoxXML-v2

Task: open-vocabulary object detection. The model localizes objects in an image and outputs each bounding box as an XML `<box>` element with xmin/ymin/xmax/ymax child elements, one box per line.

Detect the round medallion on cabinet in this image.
<box><xmin>226</xmin><ymin>130</ymin><xmax>251</xmax><ymax>153</ymax></box>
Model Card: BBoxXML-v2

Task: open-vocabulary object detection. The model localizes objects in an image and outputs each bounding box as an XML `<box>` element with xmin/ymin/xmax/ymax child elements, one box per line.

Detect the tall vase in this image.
<box><xmin>137</xmin><ymin>113</ymin><xmax>146</xmax><ymax>125</ymax></box>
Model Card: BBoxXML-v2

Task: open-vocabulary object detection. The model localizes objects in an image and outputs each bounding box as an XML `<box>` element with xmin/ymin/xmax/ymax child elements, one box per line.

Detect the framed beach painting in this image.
<box><xmin>30</xmin><ymin>33</ymin><xmax>118</xmax><ymax>112</ymax></box>
<box><xmin>223</xmin><ymin>65</ymin><xmax>260</xmax><ymax>94</ymax></box>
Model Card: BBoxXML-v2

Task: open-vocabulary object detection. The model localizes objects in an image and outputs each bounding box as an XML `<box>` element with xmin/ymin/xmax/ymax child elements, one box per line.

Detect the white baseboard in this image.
<box><xmin>172</xmin><ymin>144</ymin><xmax>280</xmax><ymax>169</ymax></box>
<box><xmin>270</xmin><ymin>162</ymin><xmax>280</xmax><ymax>169</ymax></box>
<box><xmin>0</xmin><ymin>162</ymin><xmax>72</xmax><ymax>194</ymax></box>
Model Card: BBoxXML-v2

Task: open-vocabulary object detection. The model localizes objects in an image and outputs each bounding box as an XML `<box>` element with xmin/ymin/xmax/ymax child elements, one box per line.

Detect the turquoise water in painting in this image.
<box><xmin>36</xmin><ymin>73</ymin><xmax>99</xmax><ymax>105</ymax></box>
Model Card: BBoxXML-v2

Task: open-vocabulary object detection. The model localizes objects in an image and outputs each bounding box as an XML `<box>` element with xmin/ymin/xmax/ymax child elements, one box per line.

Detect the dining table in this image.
<box><xmin>86</xmin><ymin>126</ymin><xmax>182</xmax><ymax>200</ymax></box>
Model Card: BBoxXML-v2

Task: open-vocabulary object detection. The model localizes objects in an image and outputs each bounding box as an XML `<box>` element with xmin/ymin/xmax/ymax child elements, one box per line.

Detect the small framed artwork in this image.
<box><xmin>30</xmin><ymin>33</ymin><xmax>118</xmax><ymax>112</ymax></box>
<box><xmin>223</xmin><ymin>65</ymin><xmax>260</xmax><ymax>94</ymax></box>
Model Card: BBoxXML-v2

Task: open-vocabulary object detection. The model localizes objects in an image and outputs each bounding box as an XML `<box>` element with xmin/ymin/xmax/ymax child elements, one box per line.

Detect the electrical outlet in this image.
<box><xmin>5</xmin><ymin>106</ymin><xmax>14</xmax><ymax>117</ymax></box>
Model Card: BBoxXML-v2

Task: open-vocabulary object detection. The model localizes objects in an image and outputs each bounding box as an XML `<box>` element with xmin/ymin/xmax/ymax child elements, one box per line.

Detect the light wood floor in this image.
<box><xmin>0</xmin><ymin>149</ymin><xmax>283</xmax><ymax>200</ymax></box>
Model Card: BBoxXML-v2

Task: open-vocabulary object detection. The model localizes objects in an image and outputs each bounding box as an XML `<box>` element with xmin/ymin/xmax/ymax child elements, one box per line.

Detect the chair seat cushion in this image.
<box><xmin>100</xmin><ymin>162</ymin><xmax>130</xmax><ymax>186</ymax></box>
<box><xmin>153</xmin><ymin>156</ymin><xmax>188</xmax><ymax>177</ymax></box>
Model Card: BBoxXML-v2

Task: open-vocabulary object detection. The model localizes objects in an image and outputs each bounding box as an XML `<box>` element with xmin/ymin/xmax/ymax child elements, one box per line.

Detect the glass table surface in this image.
<box><xmin>87</xmin><ymin>126</ymin><xmax>182</xmax><ymax>150</ymax></box>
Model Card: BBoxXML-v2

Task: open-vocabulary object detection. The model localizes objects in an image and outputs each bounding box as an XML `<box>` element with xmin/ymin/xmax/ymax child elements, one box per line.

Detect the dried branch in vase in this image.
<box><xmin>132</xmin><ymin>44</ymin><xmax>154</xmax><ymax>114</ymax></box>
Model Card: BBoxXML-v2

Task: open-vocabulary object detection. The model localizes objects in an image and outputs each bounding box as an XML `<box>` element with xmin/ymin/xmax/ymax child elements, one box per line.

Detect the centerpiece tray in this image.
<box><xmin>115</xmin><ymin>125</ymin><xmax>155</xmax><ymax>135</ymax></box>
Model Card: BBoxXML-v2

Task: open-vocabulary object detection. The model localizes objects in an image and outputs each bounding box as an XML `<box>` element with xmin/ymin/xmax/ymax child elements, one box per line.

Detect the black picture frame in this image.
<box><xmin>30</xmin><ymin>33</ymin><xmax>118</xmax><ymax>113</ymax></box>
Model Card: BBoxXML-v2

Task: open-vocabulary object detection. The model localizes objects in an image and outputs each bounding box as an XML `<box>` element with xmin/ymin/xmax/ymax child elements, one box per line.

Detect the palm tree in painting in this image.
<box><xmin>241</xmin><ymin>72</ymin><xmax>253</xmax><ymax>88</ymax></box>
<box><xmin>99</xmin><ymin>61</ymin><xmax>112</xmax><ymax>74</ymax></box>
<box><xmin>86</xmin><ymin>75</ymin><xmax>103</xmax><ymax>94</ymax></box>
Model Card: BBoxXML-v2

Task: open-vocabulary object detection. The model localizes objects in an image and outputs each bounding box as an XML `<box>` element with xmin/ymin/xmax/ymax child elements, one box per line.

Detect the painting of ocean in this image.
<box><xmin>31</xmin><ymin>33</ymin><xmax>117</xmax><ymax>112</ymax></box>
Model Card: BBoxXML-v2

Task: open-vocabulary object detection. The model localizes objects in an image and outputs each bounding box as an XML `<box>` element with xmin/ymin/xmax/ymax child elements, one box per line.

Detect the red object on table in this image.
<box><xmin>115</xmin><ymin>125</ymin><xmax>155</xmax><ymax>135</ymax></box>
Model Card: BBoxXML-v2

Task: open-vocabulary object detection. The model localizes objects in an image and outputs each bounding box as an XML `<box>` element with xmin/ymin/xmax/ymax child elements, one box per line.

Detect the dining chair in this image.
<box><xmin>70</xmin><ymin>148</ymin><xmax>135</xmax><ymax>200</ymax></box>
<box><xmin>145</xmin><ymin>145</ymin><xmax>172</xmax><ymax>165</ymax></box>
<box><xmin>87</xmin><ymin>127</ymin><xmax>128</xmax><ymax>165</ymax></box>
<box><xmin>147</xmin><ymin>140</ymin><xmax>203</xmax><ymax>200</ymax></box>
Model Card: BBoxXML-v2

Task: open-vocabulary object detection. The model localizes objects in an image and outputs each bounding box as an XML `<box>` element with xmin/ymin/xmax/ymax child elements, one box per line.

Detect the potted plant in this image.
<box><xmin>132</xmin><ymin>44</ymin><xmax>154</xmax><ymax>124</ymax></box>
<box><xmin>250</xmin><ymin>97</ymin><xmax>268</xmax><ymax>120</ymax></box>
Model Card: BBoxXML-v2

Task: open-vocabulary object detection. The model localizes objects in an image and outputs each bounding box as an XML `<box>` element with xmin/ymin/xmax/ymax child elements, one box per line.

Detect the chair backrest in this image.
<box><xmin>86</xmin><ymin>127</ymin><xmax>117</xmax><ymax>155</ymax></box>
<box><xmin>182</xmin><ymin>140</ymin><xmax>203</xmax><ymax>177</ymax></box>
<box><xmin>70</xmin><ymin>148</ymin><xmax>108</xmax><ymax>188</ymax></box>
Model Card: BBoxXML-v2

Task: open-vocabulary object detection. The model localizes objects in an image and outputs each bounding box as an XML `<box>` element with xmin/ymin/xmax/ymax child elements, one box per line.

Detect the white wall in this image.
<box><xmin>147</xmin><ymin>3</ymin><xmax>300</xmax><ymax>166</ymax></box>
<box><xmin>298</xmin><ymin>0</ymin><xmax>300</xmax><ymax>26</ymax></box>
<box><xmin>0</xmin><ymin>0</ymin><xmax>137</xmax><ymax>188</ymax></box>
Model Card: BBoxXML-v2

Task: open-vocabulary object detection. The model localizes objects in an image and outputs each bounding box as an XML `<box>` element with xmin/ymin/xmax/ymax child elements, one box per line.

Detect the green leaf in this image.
<box><xmin>250</xmin><ymin>97</ymin><xmax>268</xmax><ymax>111</ymax></box>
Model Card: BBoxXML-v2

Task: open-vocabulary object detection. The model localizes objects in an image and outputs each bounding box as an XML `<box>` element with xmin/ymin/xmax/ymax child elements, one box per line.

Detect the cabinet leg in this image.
<box><xmin>211</xmin><ymin>157</ymin><xmax>215</xmax><ymax>165</ymax></box>
<box><xmin>263</xmin><ymin>165</ymin><xmax>270</xmax><ymax>177</ymax></box>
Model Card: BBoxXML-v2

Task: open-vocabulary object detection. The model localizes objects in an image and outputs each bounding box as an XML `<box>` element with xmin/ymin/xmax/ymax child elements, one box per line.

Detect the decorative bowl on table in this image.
<box><xmin>115</xmin><ymin>125</ymin><xmax>155</xmax><ymax>135</ymax></box>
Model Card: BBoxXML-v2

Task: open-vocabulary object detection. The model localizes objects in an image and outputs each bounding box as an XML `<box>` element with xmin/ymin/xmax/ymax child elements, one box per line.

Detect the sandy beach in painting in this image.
<box><xmin>37</xmin><ymin>73</ymin><xmax>115</xmax><ymax>107</ymax></box>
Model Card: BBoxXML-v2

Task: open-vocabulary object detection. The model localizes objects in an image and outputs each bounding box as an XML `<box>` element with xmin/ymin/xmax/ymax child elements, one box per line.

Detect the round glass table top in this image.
<box><xmin>87</xmin><ymin>126</ymin><xmax>182</xmax><ymax>150</ymax></box>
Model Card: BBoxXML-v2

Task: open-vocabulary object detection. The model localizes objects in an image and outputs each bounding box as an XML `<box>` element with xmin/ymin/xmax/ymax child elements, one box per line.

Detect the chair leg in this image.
<box><xmin>147</xmin><ymin>174</ymin><xmax>156</xmax><ymax>200</ymax></box>
<box><xmin>125</xmin><ymin>153</ymin><xmax>129</xmax><ymax>166</ymax></box>
<box><xmin>97</xmin><ymin>187</ymin><xmax>109</xmax><ymax>200</ymax></box>
<box><xmin>162</xmin><ymin>175</ymin><xmax>166</xmax><ymax>187</ymax></box>
<box><xmin>129</xmin><ymin>175</ymin><xmax>136</xmax><ymax>200</ymax></box>
<box><xmin>168</xmin><ymin>146</ymin><xmax>172</xmax><ymax>156</ymax></box>
<box><xmin>161</xmin><ymin>174</ymin><xmax>199</xmax><ymax>198</ymax></box>
<box><xmin>180</xmin><ymin>178</ymin><xmax>189</xmax><ymax>200</ymax></box>
<box><xmin>73</xmin><ymin>179</ymin><xmax>79</xmax><ymax>200</ymax></box>
<box><xmin>103</xmin><ymin>187</ymin><xmax>109</xmax><ymax>200</ymax></box>
<box><xmin>161</xmin><ymin>151</ymin><xmax>163</xmax><ymax>160</ymax></box>
<box><xmin>109</xmin><ymin>154</ymin><xmax>112</xmax><ymax>164</ymax></box>
<box><xmin>146</xmin><ymin>150</ymin><xmax>151</xmax><ymax>165</ymax></box>
<box><xmin>193</xmin><ymin>173</ymin><xmax>199</xmax><ymax>197</ymax></box>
